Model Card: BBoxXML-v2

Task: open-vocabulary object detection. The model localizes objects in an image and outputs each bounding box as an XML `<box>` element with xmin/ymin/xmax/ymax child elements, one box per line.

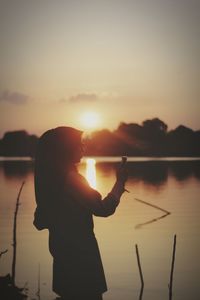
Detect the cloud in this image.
<box><xmin>68</xmin><ymin>93</ymin><xmax>98</xmax><ymax>103</ymax></box>
<box><xmin>0</xmin><ymin>90</ymin><xmax>30</xmax><ymax>104</ymax></box>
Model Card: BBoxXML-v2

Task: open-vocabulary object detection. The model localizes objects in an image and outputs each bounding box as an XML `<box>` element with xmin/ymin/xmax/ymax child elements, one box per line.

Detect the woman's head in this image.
<box><xmin>34</xmin><ymin>126</ymin><xmax>83</xmax><ymax>226</ymax></box>
<box><xmin>36</xmin><ymin>126</ymin><xmax>84</xmax><ymax>172</ymax></box>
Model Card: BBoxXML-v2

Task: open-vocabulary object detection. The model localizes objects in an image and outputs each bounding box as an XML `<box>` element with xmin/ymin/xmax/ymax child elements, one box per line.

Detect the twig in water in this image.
<box><xmin>135</xmin><ymin>244</ymin><xmax>144</xmax><ymax>300</ymax></box>
<box><xmin>135</xmin><ymin>212</ymin><xmax>170</xmax><ymax>229</ymax></box>
<box><xmin>168</xmin><ymin>234</ymin><xmax>177</xmax><ymax>300</ymax></box>
<box><xmin>134</xmin><ymin>198</ymin><xmax>170</xmax><ymax>214</ymax></box>
<box><xmin>0</xmin><ymin>249</ymin><xmax>8</xmax><ymax>259</ymax></box>
<box><xmin>134</xmin><ymin>198</ymin><xmax>171</xmax><ymax>229</ymax></box>
<box><xmin>11</xmin><ymin>181</ymin><xmax>25</xmax><ymax>286</ymax></box>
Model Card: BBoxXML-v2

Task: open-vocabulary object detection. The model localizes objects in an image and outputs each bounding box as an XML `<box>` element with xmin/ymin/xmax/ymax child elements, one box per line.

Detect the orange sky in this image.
<box><xmin>0</xmin><ymin>0</ymin><xmax>199</xmax><ymax>137</ymax></box>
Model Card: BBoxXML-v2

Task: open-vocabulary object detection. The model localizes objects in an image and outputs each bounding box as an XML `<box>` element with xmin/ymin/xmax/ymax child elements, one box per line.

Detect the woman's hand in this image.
<box><xmin>110</xmin><ymin>157</ymin><xmax>129</xmax><ymax>199</ymax></box>
<box><xmin>116</xmin><ymin>158</ymin><xmax>128</xmax><ymax>185</ymax></box>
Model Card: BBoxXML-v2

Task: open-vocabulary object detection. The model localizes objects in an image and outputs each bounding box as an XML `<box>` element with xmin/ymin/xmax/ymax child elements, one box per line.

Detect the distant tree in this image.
<box><xmin>142</xmin><ymin>118</ymin><xmax>168</xmax><ymax>133</ymax></box>
<box><xmin>0</xmin><ymin>131</ymin><xmax>38</xmax><ymax>157</ymax></box>
<box><xmin>1</xmin><ymin>131</ymin><xmax>29</xmax><ymax>156</ymax></box>
<box><xmin>0</xmin><ymin>121</ymin><xmax>199</xmax><ymax>157</ymax></box>
<box><xmin>114</xmin><ymin>123</ymin><xmax>144</xmax><ymax>155</ymax></box>
<box><xmin>166</xmin><ymin>125</ymin><xmax>198</xmax><ymax>156</ymax></box>
<box><xmin>194</xmin><ymin>131</ymin><xmax>200</xmax><ymax>155</ymax></box>
<box><xmin>141</xmin><ymin>118</ymin><xmax>168</xmax><ymax>155</ymax></box>
<box><xmin>0</xmin><ymin>139</ymin><xmax>2</xmax><ymax>155</ymax></box>
<box><xmin>85</xmin><ymin>119</ymin><xmax>200</xmax><ymax>157</ymax></box>
<box><xmin>116</xmin><ymin>122</ymin><xmax>143</xmax><ymax>138</ymax></box>
<box><xmin>86</xmin><ymin>129</ymin><xmax>120</xmax><ymax>155</ymax></box>
<box><xmin>29</xmin><ymin>134</ymin><xmax>38</xmax><ymax>157</ymax></box>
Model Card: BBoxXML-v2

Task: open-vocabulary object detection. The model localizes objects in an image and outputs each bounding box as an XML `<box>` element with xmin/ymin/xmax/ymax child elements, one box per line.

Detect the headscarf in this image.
<box><xmin>34</xmin><ymin>126</ymin><xmax>83</xmax><ymax>229</ymax></box>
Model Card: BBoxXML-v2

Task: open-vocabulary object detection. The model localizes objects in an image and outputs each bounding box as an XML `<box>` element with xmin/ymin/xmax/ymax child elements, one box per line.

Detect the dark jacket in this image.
<box><xmin>34</xmin><ymin>168</ymin><xmax>119</xmax><ymax>296</ymax></box>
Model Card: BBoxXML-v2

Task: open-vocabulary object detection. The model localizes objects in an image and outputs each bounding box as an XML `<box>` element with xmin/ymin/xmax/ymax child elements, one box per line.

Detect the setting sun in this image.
<box><xmin>80</xmin><ymin>111</ymin><xmax>101</xmax><ymax>130</ymax></box>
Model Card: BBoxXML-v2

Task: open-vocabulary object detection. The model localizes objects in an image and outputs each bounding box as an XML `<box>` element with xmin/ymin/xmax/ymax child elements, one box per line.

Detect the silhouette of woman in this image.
<box><xmin>33</xmin><ymin>126</ymin><xmax>127</xmax><ymax>300</ymax></box>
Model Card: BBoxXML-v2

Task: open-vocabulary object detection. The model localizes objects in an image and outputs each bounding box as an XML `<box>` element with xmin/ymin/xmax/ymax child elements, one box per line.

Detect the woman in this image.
<box><xmin>33</xmin><ymin>126</ymin><xmax>127</xmax><ymax>300</ymax></box>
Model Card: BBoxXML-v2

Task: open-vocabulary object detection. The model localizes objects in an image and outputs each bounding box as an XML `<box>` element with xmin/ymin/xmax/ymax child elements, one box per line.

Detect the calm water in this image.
<box><xmin>0</xmin><ymin>157</ymin><xmax>200</xmax><ymax>300</ymax></box>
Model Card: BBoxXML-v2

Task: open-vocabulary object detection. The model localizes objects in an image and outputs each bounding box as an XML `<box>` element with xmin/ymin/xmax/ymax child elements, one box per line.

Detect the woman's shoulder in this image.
<box><xmin>66</xmin><ymin>169</ymin><xmax>88</xmax><ymax>187</ymax></box>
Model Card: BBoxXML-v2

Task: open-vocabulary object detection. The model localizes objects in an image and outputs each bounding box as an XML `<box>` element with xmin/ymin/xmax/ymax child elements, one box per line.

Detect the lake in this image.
<box><xmin>0</xmin><ymin>157</ymin><xmax>200</xmax><ymax>300</ymax></box>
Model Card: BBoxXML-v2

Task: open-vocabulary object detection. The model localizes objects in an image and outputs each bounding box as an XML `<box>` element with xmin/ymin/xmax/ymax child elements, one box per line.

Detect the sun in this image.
<box><xmin>80</xmin><ymin>111</ymin><xmax>100</xmax><ymax>130</ymax></box>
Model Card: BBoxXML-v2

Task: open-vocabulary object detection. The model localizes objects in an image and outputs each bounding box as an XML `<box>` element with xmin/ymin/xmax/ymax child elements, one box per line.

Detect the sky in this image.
<box><xmin>0</xmin><ymin>0</ymin><xmax>199</xmax><ymax>137</ymax></box>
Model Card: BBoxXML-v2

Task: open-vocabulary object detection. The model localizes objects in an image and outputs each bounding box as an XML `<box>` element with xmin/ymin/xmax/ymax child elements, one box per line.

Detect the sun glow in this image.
<box><xmin>80</xmin><ymin>111</ymin><xmax>100</xmax><ymax>130</ymax></box>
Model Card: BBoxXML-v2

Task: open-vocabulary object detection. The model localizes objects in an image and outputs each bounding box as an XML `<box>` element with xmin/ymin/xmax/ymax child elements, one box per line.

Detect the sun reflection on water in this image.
<box><xmin>86</xmin><ymin>158</ymin><xmax>97</xmax><ymax>189</ymax></box>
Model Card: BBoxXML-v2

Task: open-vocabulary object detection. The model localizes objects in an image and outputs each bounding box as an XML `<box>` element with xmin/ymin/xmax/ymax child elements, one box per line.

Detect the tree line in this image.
<box><xmin>0</xmin><ymin>118</ymin><xmax>200</xmax><ymax>157</ymax></box>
